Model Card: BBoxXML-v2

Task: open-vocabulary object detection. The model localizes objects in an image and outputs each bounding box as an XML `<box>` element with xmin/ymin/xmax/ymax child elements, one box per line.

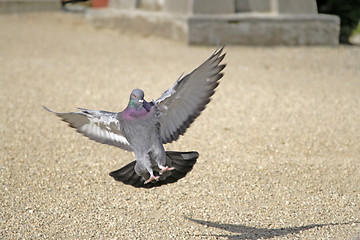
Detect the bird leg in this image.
<box><xmin>144</xmin><ymin>174</ymin><xmax>160</xmax><ymax>184</ymax></box>
<box><xmin>159</xmin><ymin>166</ymin><xmax>175</xmax><ymax>175</ymax></box>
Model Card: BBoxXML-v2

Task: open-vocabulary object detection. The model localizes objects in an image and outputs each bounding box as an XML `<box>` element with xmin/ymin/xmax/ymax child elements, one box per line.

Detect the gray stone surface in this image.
<box><xmin>272</xmin><ymin>0</ymin><xmax>318</xmax><ymax>14</ymax></box>
<box><xmin>87</xmin><ymin>0</ymin><xmax>340</xmax><ymax>45</ymax></box>
<box><xmin>163</xmin><ymin>0</ymin><xmax>189</xmax><ymax>14</ymax></box>
<box><xmin>108</xmin><ymin>0</ymin><xmax>137</xmax><ymax>10</ymax></box>
<box><xmin>187</xmin><ymin>14</ymin><xmax>340</xmax><ymax>45</ymax></box>
<box><xmin>192</xmin><ymin>0</ymin><xmax>235</xmax><ymax>14</ymax></box>
<box><xmin>86</xmin><ymin>9</ymin><xmax>188</xmax><ymax>42</ymax></box>
<box><xmin>87</xmin><ymin>9</ymin><xmax>340</xmax><ymax>46</ymax></box>
<box><xmin>235</xmin><ymin>0</ymin><xmax>271</xmax><ymax>13</ymax></box>
<box><xmin>138</xmin><ymin>0</ymin><xmax>163</xmax><ymax>11</ymax></box>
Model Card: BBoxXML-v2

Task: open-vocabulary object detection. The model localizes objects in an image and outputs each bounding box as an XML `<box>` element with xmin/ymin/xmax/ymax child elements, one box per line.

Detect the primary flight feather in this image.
<box><xmin>44</xmin><ymin>47</ymin><xmax>226</xmax><ymax>188</ymax></box>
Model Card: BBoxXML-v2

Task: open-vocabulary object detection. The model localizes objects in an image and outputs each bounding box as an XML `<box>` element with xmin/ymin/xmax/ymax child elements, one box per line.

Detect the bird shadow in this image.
<box><xmin>185</xmin><ymin>216</ymin><xmax>360</xmax><ymax>239</ymax></box>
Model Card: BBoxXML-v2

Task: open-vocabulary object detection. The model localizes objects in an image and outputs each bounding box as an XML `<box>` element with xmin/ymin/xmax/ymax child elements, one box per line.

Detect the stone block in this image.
<box><xmin>163</xmin><ymin>0</ymin><xmax>235</xmax><ymax>15</ymax></box>
<box><xmin>187</xmin><ymin>14</ymin><xmax>339</xmax><ymax>45</ymax></box>
<box><xmin>87</xmin><ymin>9</ymin><xmax>340</xmax><ymax>46</ymax></box>
<box><xmin>271</xmin><ymin>0</ymin><xmax>318</xmax><ymax>14</ymax></box>
<box><xmin>192</xmin><ymin>0</ymin><xmax>235</xmax><ymax>14</ymax></box>
<box><xmin>87</xmin><ymin>0</ymin><xmax>339</xmax><ymax>46</ymax></box>
<box><xmin>235</xmin><ymin>0</ymin><xmax>271</xmax><ymax>13</ymax></box>
<box><xmin>108</xmin><ymin>0</ymin><xmax>137</xmax><ymax>9</ymax></box>
<box><xmin>86</xmin><ymin>9</ymin><xmax>188</xmax><ymax>41</ymax></box>
<box><xmin>163</xmin><ymin>0</ymin><xmax>190</xmax><ymax>14</ymax></box>
<box><xmin>137</xmin><ymin>0</ymin><xmax>163</xmax><ymax>11</ymax></box>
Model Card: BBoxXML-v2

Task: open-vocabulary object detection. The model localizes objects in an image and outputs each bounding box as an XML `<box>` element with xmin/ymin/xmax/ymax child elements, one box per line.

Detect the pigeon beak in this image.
<box><xmin>139</xmin><ymin>99</ymin><xmax>144</xmax><ymax>106</ymax></box>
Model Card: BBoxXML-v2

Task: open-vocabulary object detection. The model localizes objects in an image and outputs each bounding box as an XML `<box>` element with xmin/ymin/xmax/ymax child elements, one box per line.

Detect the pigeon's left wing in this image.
<box><xmin>43</xmin><ymin>106</ymin><xmax>133</xmax><ymax>151</ymax></box>
<box><xmin>155</xmin><ymin>47</ymin><xmax>226</xmax><ymax>144</ymax></box>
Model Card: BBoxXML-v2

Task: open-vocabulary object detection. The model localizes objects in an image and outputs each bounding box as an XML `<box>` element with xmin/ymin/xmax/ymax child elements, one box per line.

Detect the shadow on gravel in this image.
<box><xmin>185</xmin><ymin>217</ymin><xmax>360</xmax><ymax>239</ymax></box>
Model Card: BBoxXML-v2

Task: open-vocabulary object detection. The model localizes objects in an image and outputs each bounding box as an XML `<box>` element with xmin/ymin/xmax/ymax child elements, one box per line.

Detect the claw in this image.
<box><xmin>160</xmin><ymin>166</ymin><xmax>175</xmax><ymax>175</ymax></box>
<box><xmin>144</xmin><ymin>175</ymin><xmax>159</xmax><ymax>184</ymax></box>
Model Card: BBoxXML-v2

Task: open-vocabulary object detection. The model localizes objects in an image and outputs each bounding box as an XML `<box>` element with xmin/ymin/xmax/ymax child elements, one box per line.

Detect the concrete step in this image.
<box><xmin>86</xmin><ymin>8</ymin><xmax>340</xmax><ymax>46</ymax></box>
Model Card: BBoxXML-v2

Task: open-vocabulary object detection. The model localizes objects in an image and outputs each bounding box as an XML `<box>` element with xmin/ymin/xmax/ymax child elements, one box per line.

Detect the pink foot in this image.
<box><xmin>144</xmin><ymin>175</ymin><xmax>159</xmax><ymax>184</ymax></box>
<box><xmin>160</xmin><ymin>166</ymin><xmax>175</xmax><ymax>175</ymax></box>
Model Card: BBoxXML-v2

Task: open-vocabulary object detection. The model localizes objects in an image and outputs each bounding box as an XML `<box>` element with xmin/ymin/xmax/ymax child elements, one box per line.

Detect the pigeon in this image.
<box><xmin>44</xmin><ymin>47</ymin><xmax>226</xmax><ymax>188</ymax></box>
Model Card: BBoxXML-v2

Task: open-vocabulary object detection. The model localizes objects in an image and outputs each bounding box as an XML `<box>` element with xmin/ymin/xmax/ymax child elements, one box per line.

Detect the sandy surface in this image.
<box><xmin>1</xmin><ymin>12</ymin><xmax>360</xmax><ymax>239</ymax></box>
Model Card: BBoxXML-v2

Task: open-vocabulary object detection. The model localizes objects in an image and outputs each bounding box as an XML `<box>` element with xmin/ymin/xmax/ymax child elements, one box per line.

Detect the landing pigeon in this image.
<box><xmin>44</xmin><ymin>47</ymin><xmax>226</xmax><ymax>188</ymax></box>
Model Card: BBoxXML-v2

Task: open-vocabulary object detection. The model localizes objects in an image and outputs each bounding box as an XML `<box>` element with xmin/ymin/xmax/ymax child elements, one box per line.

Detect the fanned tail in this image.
<box><xmin>109</xmin><ymin>151</ymin><xmax>198</xmax><ymax>188</ymax></box>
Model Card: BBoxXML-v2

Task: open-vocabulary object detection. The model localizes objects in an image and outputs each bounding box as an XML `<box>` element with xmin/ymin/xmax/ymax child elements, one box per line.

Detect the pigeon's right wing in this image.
<box><xmin>155</xmin><ymin>47</ymin><xmax>226</xmax><ymax>144</ymax></box>
<box><xmin>43</xmin><ymin>106</ymin><xmax>133</xmax><ymax>151</ymax></box>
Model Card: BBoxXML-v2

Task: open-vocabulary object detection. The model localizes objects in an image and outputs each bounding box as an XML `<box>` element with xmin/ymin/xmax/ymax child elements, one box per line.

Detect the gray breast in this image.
<box><xmin>121</xmin><ymin>113</ymin><xmax>161</xmax><ymax>152</ymax></box>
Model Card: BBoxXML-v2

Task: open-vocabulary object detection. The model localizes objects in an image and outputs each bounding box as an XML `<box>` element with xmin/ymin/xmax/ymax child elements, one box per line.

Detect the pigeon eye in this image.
<box><xmin>134</xmin><ymin>95</ymin><xmax>137</xmax><ymax>98</ymax></box>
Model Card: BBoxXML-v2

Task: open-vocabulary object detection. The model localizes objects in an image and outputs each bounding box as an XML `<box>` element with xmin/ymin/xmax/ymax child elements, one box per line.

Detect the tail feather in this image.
<box><xmin>109</xmin><ymin>151</ymin><xmax>198</xmax><ymax>188</ymax></box>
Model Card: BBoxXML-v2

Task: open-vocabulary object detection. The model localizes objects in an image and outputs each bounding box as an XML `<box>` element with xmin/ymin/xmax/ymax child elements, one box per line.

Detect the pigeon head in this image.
<box><xmin>129</xmin><ymin>89</ymin><xmax>145</xmax><ymax>109</ymax></box>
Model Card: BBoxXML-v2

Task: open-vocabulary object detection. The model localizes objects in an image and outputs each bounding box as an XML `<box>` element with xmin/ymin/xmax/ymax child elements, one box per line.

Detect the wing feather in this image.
<box><xmin>155</xmin><ymin>47</ymin><xmax>226</xmax><ymax>144</ymax></box>
<box><xmin>43</xmin><ymin>106</ymin><xmax>133</xmax><ymax>151</ymax></box>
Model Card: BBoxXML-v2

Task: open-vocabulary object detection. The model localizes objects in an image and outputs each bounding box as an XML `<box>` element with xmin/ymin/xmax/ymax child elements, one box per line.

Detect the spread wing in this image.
<box><xmin>43</xmin><ymin>106</ymin><xmax>133</xmax><ymax>151</ymax></box>
<box><xmin>155</xmin><ymin>47</ymin><xmax>226</xmax><ymax>144</ymax></box>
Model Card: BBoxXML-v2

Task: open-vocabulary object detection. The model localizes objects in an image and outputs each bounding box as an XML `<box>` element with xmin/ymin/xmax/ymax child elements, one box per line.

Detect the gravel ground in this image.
<box><xmin>1</xmin><ymin>12</ymin><xmax>360</xmax><ymax>239</ymax></box>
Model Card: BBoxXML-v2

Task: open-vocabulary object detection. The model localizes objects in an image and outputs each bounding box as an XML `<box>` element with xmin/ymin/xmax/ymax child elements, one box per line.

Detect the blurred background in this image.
<box><xmin>0</xmin><ymin>0</ymin><xmax>359</xmax><ymax>45</ymax></box>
